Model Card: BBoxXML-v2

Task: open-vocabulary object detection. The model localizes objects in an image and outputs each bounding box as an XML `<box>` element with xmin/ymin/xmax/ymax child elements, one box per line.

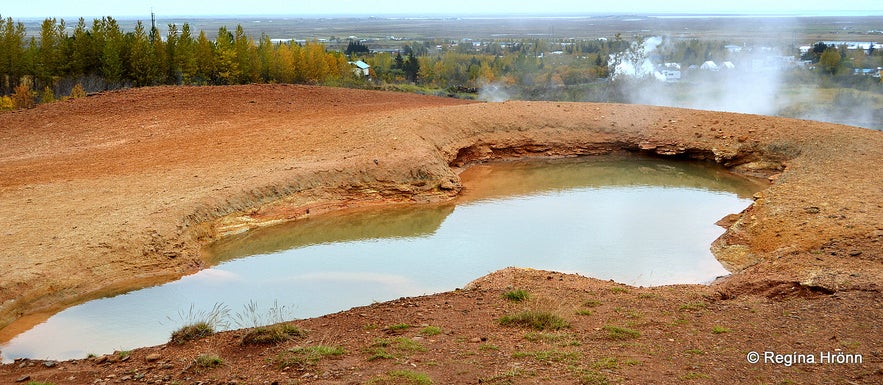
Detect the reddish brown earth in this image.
<box><xmin>0</xmin><ymin>84</ymin><xmax>880</xmax><ymax>384</ymax></box>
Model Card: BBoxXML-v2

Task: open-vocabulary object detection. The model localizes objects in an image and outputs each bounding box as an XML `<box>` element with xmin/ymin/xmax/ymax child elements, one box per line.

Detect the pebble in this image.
<box><xmin>15</xmin><ymin>375</ymin><xmax>30</xmax><ymax>383</ymax></box>
<box><xmin>145</xmin><ymin>353</ymin><xmax>162</xmax><ymax>362</ymax></box>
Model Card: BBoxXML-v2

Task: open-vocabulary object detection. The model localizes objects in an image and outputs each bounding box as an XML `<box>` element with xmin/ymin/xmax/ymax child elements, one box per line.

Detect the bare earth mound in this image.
<box><xmin>0</xmin><ymin>84</ymin><xmax>880</xmax><ymax>384</ymax></box>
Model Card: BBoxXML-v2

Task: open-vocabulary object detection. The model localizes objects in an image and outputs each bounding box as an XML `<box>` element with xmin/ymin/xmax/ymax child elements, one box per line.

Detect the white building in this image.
<box><xmin>349</xmin><ymin>61</ymin><xmax>371</xmax><ymax>77</ymax></box>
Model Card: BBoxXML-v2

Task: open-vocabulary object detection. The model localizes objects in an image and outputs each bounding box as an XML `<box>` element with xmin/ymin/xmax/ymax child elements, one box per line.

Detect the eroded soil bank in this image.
<box><xmin>0</xmin><ymin>85</ymin><xmax>880</xmax><ymax>383</ymax></box>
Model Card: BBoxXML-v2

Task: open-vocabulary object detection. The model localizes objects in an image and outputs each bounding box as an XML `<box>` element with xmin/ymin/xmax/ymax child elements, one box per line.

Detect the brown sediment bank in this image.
<box><xmin>0</xmin><ymin>85</ymin><xmax>880</xmax><ymax>383</ymax></box>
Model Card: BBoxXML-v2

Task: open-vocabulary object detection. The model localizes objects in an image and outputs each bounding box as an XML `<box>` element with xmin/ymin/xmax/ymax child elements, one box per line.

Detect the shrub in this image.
<box><xmin>504</xmin><ymin>289</ymin><xmax>530</xmax><ymax>302</ymax></box>
<box><xmin>276</xmin><ymin>345</ymin><xmax>344</xmax><ymax>368</ymax></box>
<box><xmin>12</xmin><ymin>84</ymin><xmax>35</xmax><ymax>109</ymax></box>
<box><xmin>70</xmin><ymin>83</ymin><xmax>86</xmax><ymax>99</ymax></box>
<box><xmin>41</xmin><ymin>86</ymin><xmax>56</xmax><ymax>103</ymax></box>
<box><xmin>712</xmin><ymin>325</ymin><xmax>730</xmax><ymax>334</ymax></box>
<box><xmin>420</xmin><ymin>326</ymin><xmax>442</xmax><ymax>336</ymax></box>
<box><xmin>195</xmin><ymin>354</ymin><xmax>222</xmax><ymax>368</ymax></box>
<box><xmin>242</xmin><ymin>326</ymin><xmax>288</xmax><ymax>345</ymax></box>
<box><xmin>499</xmin><ymin>310</ymin><xmax>569</xmax><ymax>331</ymax></box>
<box><xmin>0</xmin><ymin>96</ymin><xmax>14</xmax><ymax>110</ymax></box>
<box><xmin>170</xmin><ymin>322</ymin><xmax>214</xmax><ymax>344</ymax></box>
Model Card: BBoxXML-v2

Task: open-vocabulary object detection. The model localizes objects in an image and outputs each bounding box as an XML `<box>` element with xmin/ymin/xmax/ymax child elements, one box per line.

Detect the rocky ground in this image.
<box><xmin>0</xmin><ymin>84</ymin><xmax>880</xmax><ymax>384</ymax></box>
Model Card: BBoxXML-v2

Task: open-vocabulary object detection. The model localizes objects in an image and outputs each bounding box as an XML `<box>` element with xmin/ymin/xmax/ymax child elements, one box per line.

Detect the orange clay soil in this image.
<box><xmin>0</xmin><ymin>84</ymin><xmax>880</xmax><ymax>384</ymax></box>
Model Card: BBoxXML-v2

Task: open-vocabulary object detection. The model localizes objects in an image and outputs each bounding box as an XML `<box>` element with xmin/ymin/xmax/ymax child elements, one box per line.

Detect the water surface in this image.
<box><xmin>0</xmin><ymin>156</ymin><xmax>764</xmax><ymax>362</ymax></box>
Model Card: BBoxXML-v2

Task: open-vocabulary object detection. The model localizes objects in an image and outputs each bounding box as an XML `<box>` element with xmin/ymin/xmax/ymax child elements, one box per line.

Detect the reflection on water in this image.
<box><xmin>0</xmin><ymin>156</ymin><xmax>765</xmax><ymax>362</ymax></box>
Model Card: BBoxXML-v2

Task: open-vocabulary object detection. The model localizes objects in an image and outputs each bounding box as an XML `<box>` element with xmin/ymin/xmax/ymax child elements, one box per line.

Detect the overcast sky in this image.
<box><xmin>4</xmin><ymin>0</ymin><xmax>883</xmax><ymax>18</ymax></box>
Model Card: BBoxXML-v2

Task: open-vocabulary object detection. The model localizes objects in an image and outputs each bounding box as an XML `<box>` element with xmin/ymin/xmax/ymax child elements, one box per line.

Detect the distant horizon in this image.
<box><xmin>4</xmin><ymin>0</ymin><xmax>883</xmax><ymax>20</ymax></box>
<box><xmin>9</xmin><ymin>10</ymin><xmax>883</xmax><ymax>21</ymax></box>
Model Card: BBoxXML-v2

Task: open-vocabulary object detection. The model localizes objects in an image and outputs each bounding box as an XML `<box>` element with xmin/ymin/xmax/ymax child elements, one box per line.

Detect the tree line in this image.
<box><xmin>0</xmin><ymin>16</ymin><xmax>353</xmax><ymax>109</ymax></box>
<box><xmin>2</xmin><ymin>14</ymin><xmax>880</xmax><ymax>110</ymax></box>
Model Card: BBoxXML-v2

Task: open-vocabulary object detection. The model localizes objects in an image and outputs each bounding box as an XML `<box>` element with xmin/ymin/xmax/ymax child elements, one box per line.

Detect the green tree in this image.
<box><xmin>127</xmin><ymin>21</ymin><xmax>157</xmax><ymax>86</ymax></box>
<box><xmin>819</xmin><ymin>47</ymin><xmax>841</xmax><ymax>75</ymax></box>
<box><xmin>151</xmin><ymin>26</ymin><xmax>169</xmax><ymax>84</ymax></box>
<box><xmin>0</xmin><ymin>16</ymin><xmax>27</xmax><ymax>93</ymax></box>
<box><xmin>175</xmin><ymin>24</ymin><xmax>198</xmax><ymax>84</ymax></box>
<box><xmin>233</xmin><ymin>25</ymin><xmax>259</xmax><ymax>82</ymax></box>
<box><xmin>36</xmin><ymin>18</ymin><xmax>65</xmax><ymax>84</ymax></box>
<box><xmin>214</xmin><ymin>26</ymin><xmax>240</xmax><ymax>84</ymax></box>
<box><xmin>194</xmin><ymin>30</ymin><xmax>215</xmax><ymax>84</ymax></box>
<box><xmin>99</xmin><ymin>17</ymin><xmax>125</xmax><ymax>86</ymax></box>
<box><xmin>403</xmin><ymin>52</ymin><xmax>420</xmax><ymax>83</ymax></box>
<box><xmin>68</xmin><ymin>18</ymin><xmax>95</xmax><ymax>76</ymax></box>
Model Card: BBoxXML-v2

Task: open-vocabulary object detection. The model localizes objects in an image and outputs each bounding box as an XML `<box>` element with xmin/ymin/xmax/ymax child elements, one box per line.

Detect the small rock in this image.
<box><xmin>804</xmin><ymin>206</ymin><xmax>821</xmax><ymax>214</ymax></box>
<box><xmin>145</xmin><ymin>353</ymin><xmax>162</xmax><ymax>362</ymax></box>
<box><xmin>43</xmin><ymin>360</ymin><xmax>57</xmax><ymax>368</ymax></box>
<box><xmin>15</xmin><ymin>375</ymin><xmax>30</xmax><ymax>383</ymax></box>
<box><xmin>469</xmin><ymin>337</ymin><xmax>482</xmax><ymax>343</ymax></box>
<box><xmin>849</xmin><ymin>250</ymin><xmax>863</xmax><ymax>257</ymax></box>
<box><xmin>95</xmin><ymin>355</ymin><xmax>108</xmax><ymax>364</ymax></box>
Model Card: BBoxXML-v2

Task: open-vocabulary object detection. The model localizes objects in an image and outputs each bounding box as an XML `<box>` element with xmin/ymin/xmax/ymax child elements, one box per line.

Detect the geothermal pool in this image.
<box><xmin>0</xmin><ymin>156</ymin><xmax>764</xmax><ymax>362</ymax></box>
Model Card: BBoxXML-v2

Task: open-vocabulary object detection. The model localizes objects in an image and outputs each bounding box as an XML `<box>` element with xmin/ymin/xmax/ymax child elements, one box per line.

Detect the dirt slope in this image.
<box><xmin>0</xmin><ymin>85</ymin><xmax>880</xmax><ymax>384</ymax></box>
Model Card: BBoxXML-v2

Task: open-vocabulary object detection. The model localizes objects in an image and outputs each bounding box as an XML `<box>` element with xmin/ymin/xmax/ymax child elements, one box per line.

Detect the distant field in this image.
<box><xmin>19</xmin><ymin>14</ymin><xmax>883</xmax><ymax>48</ymax></box>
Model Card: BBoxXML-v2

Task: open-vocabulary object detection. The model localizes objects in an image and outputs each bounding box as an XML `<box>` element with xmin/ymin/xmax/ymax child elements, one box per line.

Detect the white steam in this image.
<box><xmin>611</xmin><ymin>36</ymin><xmax>667</xmax><ymax>82</ymax></box>
<box><xmin>610</xmin><ymin>36</ymin><xmax>787</xmax><ymax>116</ymax></box>
<box><xmin>478</xmin><ymin>82</ymin><xmax>511</xmax><ymax>102</ymax></box>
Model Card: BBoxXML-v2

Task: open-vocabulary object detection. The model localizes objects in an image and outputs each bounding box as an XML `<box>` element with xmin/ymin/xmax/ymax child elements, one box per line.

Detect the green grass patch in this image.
<box><xmin>366</xmin><ymin>370</ymin><xmax>433</xmax><ymax>385</ymax></box>
<box><xmin>367</xmin><ymin>337</ymin><xmax>427</xmax><ymax>360</ymax></box>
<box><xmin>276</xmin><ymin>345</ymin><xmax>344</xmax><ymax>368</ymax></box>
<box><xmin>573</xmin><ymin>368</ymin><xmax>610</xmax><ymax>385</ymax></box>
<box><xmin>420</xmin><ymin>326</ymin><xmax>442</xmax><ymax>336</ymax></box>
<box><xmin>583</xmin><ymin>299</ymin><xmax>602</xmax><ymax>307</ymax></box>
<box><xmin>499</xmin><ymin>310</ymin><xmax>569</xmax><ymax>331</ymax></box>
<box><xmin>591</xmin><ymin>357</ymin><xmax>641</xmax><ymax>369</ymax></box>
<box><xmin>366</xmin><ymin>347</ymin><xmax>396</xmax><ymax>361</ymax></box>
<box><xmin>602</xmin><ymin>325</ymin><xmax>640</xmax><ymax>340</ymax></box>
<box><xmin>523</xmin><ymin>331</ymin><xmax>579</xmax><ymax>346</ymax></box>
<box><xmin>712</xmin><ymin>325</ymin><xmax>730</xmax><ymax>334</ymax></box>
<box><xmin>609</xmin><ymin>287</ymin><xmax>629</xmax><ymax>294</ymax></box>
<box><xmin>479</xmin><ymin>343</ymin><xmax>499</xmax><ymax>351</ymax></box>
<box><xmin>195</xmin><ymin>354</ymin><xmax>222</xmax><ymax>368</ymax></box>
<box><xmin>503</xmin><ymin>289</ymin><xmax>530</xmax><ymax>302</ymax></box>
<box><xmin>592</xmin><ymin>357</ymin><xmax>620</xmax><ymax>369</ymax></box>
<box><xmin>524</xmin><ymin>331</ymin><xmax>566</xmax><ymax>343</ymax></box>
<box><xmin>685</xmin><ymin>348</ymin><xmax>705</xmax><ymax>355</ymax></box>
<box><xmin>575</xmin><ymin>309</ymin><xmax>593</xmax><ymax>316</ymax></box>
<box><xmin>479</xmin><ymin>368</ymin><xmax>535</xmax><ymax>384</ymax></box>
<box><xmin>385</xmin><ymin>323</ymin><xmax>412</xmax><ymax>332</ymax></box>
<box><xmin>512</xmin><ymin>349</ymin><xmax>581</xmax><ymax>363</ymax></box>
<box><xmin>170</xmin><ymin>322</ymin><xmax>214</xmax><ymax>345</ymax></box>
<box><xmin>680</xmin><ymin>372</ymin><xmax>710</xmax><ymax>380</ymax></box>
